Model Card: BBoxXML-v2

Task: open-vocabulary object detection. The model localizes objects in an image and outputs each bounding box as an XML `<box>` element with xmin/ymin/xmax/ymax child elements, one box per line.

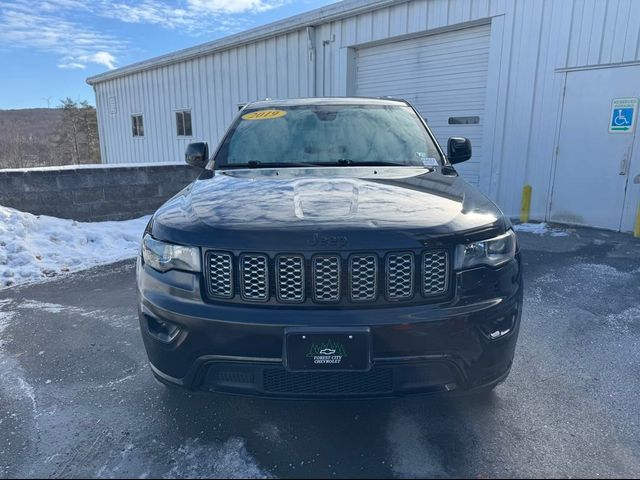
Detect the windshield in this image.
<box><xmin>214</xmin><ymin>104</ymin><xmax>443</xmax><ymax>168</ymax></box>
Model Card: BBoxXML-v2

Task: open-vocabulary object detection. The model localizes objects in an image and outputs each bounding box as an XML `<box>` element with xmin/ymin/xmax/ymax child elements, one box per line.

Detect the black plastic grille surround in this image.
<box><xmin>204</xmin><ymin>249</ymin><xmax>451</xmax><ymax>306</ymax></box>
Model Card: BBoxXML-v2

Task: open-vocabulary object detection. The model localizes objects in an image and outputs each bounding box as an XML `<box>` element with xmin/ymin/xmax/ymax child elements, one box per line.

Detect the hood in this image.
<box><xmin>152</xmin><ymin>166</ymin><xmax>507</xmax><ymax>250</ymax></box>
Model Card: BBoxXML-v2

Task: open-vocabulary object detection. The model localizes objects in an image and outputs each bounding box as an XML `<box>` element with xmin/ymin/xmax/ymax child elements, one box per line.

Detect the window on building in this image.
<box><xmin>176</xmin><ymin>110</ymin><xmax>192</xmax><ymax>136</ymax></box>
<box><xmin>132</xmin><ymin>114</ymin><xmax>144</xmax><ymax>137</ymax></box>
<box><xmin>448</xmin><ymin>116</ymin><xmax>480</xmax><ymax>125</ymax></box>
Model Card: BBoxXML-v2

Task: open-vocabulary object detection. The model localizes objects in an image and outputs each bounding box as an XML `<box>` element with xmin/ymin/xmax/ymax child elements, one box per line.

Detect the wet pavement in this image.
<box><xmin>1</xmin><ymin>227</ymin><xmax>639</xmax><ymax>478</ymax></box>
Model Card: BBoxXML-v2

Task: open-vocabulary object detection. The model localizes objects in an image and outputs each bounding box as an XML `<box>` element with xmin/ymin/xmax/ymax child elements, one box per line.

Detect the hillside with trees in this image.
<box><xmin>0</xmin><ymin>99</ymin><xmax>101</xmax><ymax>169</ymax></box>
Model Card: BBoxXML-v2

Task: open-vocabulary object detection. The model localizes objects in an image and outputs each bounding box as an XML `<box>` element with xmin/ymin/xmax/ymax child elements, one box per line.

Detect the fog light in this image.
<box><xmin>480</xmin><ymin>312</ymin><xmax>516</xmax><ymax>340</ymax></box>
<box><xmin>488</xmin><ymin>329</ymin><xmax>511</xmax><ymax>340</ymax></box>
<box><xmin>144</xmin><ymin>314</ymin><xmax>181</xmax><ymax>343</ymax></box>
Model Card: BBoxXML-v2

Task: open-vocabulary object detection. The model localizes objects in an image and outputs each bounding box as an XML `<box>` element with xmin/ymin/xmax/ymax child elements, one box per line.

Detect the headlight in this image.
<box><xmin>142</xmin><ymin>234</ymin><xmax>201</xmax><ymax>273</ymax></box>
<box><xmin>454</xmin><ymin>230</ymin><xmax>516</xmax><ymax>270</ymax></box>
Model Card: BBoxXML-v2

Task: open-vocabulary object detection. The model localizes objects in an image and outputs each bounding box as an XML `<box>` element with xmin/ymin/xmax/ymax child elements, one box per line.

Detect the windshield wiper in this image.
<box><xmin>314</xmin><ymin>160</ymin><xmax>427</xmax><ymax>167</ymax></box>
<box><xmin>220</xmin><ymin>161</ymin><xmax>323</xmax><ymax>169</ymax></box>
<box><xmin>219</xmin><ymin>160</ymin><xmax>434</xmax><ymax>169</ymax></box>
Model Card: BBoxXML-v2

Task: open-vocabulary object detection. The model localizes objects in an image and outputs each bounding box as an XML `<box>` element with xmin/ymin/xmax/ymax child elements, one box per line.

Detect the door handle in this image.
<box><xmin>634</xmin><ymin>174</ymin><xmax>640</xmax><ymax>184</ymax></box>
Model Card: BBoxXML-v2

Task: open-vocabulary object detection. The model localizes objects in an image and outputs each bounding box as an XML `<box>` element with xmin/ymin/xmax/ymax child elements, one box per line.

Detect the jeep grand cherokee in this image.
<box><xmin>136</xmin><ymin>97</ymin><xmax>522</xmax><ymax>398</ymax></box>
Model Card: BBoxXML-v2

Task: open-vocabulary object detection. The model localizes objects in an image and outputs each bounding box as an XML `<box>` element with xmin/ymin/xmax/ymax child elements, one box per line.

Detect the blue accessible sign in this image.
<box><xmin>609</xmin><ymin>98</ymin><xmax>638</xmax><ymax>133</ymax></box>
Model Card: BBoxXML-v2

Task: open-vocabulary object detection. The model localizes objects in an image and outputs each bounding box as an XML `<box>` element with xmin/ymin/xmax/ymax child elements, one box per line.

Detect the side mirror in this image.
<box><xmin>447</xmin><ymin>137</ymin><xmax>472</xmax><ymax>164</ymax></box>
<box><xmin>185</xmin><ymin>142</ymin><xmax>209</xmax><ymax>168</ymax></box>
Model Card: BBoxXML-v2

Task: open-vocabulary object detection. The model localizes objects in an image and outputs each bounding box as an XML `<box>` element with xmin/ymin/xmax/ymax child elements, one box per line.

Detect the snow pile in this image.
<box><xmin>513</xmin><ymin>222</ymin><xmax>569</xmax><ymax>237</ymax></box>
<box><xmin>166</xmin><ymin>438</ymin><xmax>272</xmax><ymax>479</ymax></box>
<box><xmin>606</xmin><ymin>306</ymin><xmax>640</xmax><ymax>335</ymax></box>
<box><xmin>0</xmin><ymin>205</ymin><xmax>150</xmax><ymax>289</ymax></box>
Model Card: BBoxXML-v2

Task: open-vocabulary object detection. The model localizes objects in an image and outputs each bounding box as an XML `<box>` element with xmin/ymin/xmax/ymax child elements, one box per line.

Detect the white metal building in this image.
<box><xmin>87</xmin><ymin>0</ymin><xmax>640</xmax><ymax>232</ymax></box>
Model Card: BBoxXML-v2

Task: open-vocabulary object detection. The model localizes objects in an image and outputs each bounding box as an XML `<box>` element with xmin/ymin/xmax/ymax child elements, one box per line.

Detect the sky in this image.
<box><xmin>0</xmin><ymin>0</ymin><xmax>336</xmax><ymax>110</ymax></box>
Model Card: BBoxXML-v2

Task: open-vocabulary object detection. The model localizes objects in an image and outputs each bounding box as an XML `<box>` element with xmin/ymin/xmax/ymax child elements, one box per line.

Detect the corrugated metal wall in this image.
<box><xmin>93</xmin><ymin>0</ymin><xmax>640</xmax><ymax>221</ymax></box>
<box><xmin>95</xmin><ymin>28</ymin><xmax>313</xmax><ymax>168</ymax></box>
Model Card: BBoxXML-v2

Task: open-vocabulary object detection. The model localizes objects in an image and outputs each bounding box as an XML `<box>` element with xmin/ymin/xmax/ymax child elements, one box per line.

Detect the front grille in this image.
<box><xmin>386</xmin><ymin>253</ymin><xmax>414</xmax><ymax>300</ymax></box>
<box><xmin>204</xmin><ymin>249</ymin><xmax>450</xmax><ymax>305</ymax></box>
<box><xmin>240</xmin><ymin>254</ymin><xmax>268</xmax><ymax>301</ymax></box>
<box><xmin>263</xmin><ymin>368</ymin><xmax>394</xmax><ymax>394</ymax></box>
<box><xmin>350</xmin><ymin>254</ymin><xmax>377</xmax><ymax>301</ymax></box>
<box><xmin>276</xmin><ymin>255</ymin><xmax>305</xmax><ymax>303</ymax></box>
<box><xmin>312</xmin><ymin>255</ymin><xmax>341</xmax><ymax>302</ymax></box>
<box><xmin>423</xmin><ymin>250</ymin><xmax>449</xmax><ymax>296</ymax></box>
<box><xmin>206</xmin><ymin>252</ymin><xmax>233</xmax><ymax>298</ymax></box>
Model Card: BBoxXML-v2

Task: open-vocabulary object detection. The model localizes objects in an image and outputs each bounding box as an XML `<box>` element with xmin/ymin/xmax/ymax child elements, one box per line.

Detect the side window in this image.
<box><xmin>448</xmin><ymin>116</ymin><xmax>480</xmax><ymax>125</ymax></box>
<box><xmin>176</xmin><ymin>110</ymin><xmax>192</xmax><ymax>136</ymax></box>
<box><xmin>132</xmin><ymin>114</ymin><xmax>144</xmax><ymax>137</ymax></box>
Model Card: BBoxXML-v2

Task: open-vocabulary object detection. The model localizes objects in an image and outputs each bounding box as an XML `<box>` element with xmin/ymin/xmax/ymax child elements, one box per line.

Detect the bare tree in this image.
<box><xmin>80</xmin><ymin>100</ymin><xmax>101</xmax><ymax>164</ymax></box>
<box><xmin>59</xmin><ymin>98</ymin><xmax>82</xmax><ymax>164</ymax></box>
<box><xmin>56</xmin><ymin>98</ymin><xmax>101</xmax><ymax>165</ymax></box>
<box><xmin>3</xmin><ymin>134</ymin><xmax>28</xmax><ymax>168</ymax></box>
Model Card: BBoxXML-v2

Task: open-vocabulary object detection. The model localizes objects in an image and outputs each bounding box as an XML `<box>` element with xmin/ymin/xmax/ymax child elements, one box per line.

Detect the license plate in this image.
<box><xmin>284</xmin><ymin>327</ymin><xmax>371</xmax><ymax>372</ymax></box>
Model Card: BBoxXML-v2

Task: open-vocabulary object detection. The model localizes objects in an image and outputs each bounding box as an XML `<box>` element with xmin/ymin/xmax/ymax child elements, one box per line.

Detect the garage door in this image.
<box><xmin>355</xmin><ymin>24</ymin><xmax>491</xmax><ymax>186</ymax></box>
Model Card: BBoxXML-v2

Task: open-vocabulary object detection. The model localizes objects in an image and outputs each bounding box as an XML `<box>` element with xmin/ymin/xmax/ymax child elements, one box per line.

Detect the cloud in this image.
<box><xmin>0</xmin><ymin>1</ymin><xmax>125</xmax><ymax>70</ymax></box>
<box><xmin>0</xmin><ymin>0</ymin><xmax>292</xmax><ymax>72</ymax></box>
<box><xmin>187</xmin><ymin>0</ymin><xmax>286</xmax><ymax>14</ymax></box>
<box><xmin>58</xmin><ymin>51</ymin><xmax>117</xmax><ymax>70</ymax></box>
<box><xmin>96</xmin><ymin>1</ymin><xmax>199</xmax><ymax>30</ymax></box>
<box><xmin>95</xmin><ymin>0</ymin><xmax>277</xmax><ymax>33</ymax></box>
<box><xmin>82</xmin><ymin>51</ymin><xmax>117</xmax><ymax>70</ymax></box>
<box><xmin>57</xmin><ymin>61</ymin><xmax>86</xmax><ymax>69</ymax></box>
<box><xmin>38</xmin><ymin>0</ymin><xmax>91</xmax><ymax>12</ymax></box>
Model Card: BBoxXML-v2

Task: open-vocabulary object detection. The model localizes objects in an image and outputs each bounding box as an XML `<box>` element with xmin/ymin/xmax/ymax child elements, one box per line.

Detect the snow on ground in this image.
<box><xmin>513</xmin><ymin>222</ymin><xmax>569</xmax><ymax>236</ymax></box>
<box><xmin>0</xmin><ymin>205</ymin><xmax>150</xmax><ymax>289</ymax></box>
<box><xmin>165</xmin><ymin>438</ymin><xmax>272</xmax><ymax>479</ymax></box>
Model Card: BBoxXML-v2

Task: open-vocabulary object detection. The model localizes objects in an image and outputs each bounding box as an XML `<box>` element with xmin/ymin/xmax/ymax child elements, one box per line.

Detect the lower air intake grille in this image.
<box><xmin>263</xmin><ymin>368</ymin><xmax>394</xmax><ymax>394</ymax></box>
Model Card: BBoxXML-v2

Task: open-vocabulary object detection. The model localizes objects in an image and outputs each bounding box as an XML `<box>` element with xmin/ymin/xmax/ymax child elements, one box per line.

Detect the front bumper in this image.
<box><xmin>137</xmin><ymin>256</ymin><xmax>523</xmax><ymax>398</ymax></box>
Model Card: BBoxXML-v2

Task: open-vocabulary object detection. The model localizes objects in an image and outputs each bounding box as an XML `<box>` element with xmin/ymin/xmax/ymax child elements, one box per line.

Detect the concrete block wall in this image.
<box><xmin>0</xmin><ymin>164</ymin><xmax>201</xmax><ymax>221</ymax></box>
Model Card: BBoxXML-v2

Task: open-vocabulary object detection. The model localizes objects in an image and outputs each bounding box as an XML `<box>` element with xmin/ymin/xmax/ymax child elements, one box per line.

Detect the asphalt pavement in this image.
<box><xmin>1</xmin><ymin>227</ymin><xmax>639</xmax><ymax>478</ymax></box>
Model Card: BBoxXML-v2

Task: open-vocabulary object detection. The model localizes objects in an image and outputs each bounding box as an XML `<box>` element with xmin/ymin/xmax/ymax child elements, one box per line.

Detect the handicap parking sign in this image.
<box><xmin>612</xmin><ymin>108</ymin><xmax>633</xmax><ymax>127</ymax></box>
<box><xmin>609</xmin><ymin>98</ymin><xmax>638</xmax><ymax>133</ymax></box>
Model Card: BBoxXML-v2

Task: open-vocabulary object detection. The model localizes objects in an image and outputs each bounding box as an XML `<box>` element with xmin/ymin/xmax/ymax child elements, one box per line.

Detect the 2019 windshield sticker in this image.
<box><xmin>306</xmin><ymin>340</ymin><xmax>347</xmax><ymax>365</ymax></box>
<box><xmin>241</xmin><ymin>109</ymin><xmax>287</xmax><ymax>120</ymax></box>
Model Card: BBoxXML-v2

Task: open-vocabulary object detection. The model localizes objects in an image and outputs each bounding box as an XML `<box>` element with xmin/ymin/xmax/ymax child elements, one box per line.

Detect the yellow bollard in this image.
<box><xmin>634</xmin><ymin>202</ymin><xmax>640</xmax><ymax>238</ymax></box>
<box><xmin>520</xmin><ymin>185</ymin><xmax>532</xmax><ymax>224</ymax></box>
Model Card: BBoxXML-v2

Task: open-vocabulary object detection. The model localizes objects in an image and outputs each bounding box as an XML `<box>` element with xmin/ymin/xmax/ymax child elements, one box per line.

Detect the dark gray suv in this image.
<box><xmin>136</xmin><ymin>97</ymin><xmax>522</xmax><ymax>398</ymax></box>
